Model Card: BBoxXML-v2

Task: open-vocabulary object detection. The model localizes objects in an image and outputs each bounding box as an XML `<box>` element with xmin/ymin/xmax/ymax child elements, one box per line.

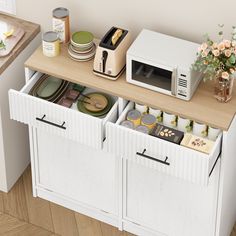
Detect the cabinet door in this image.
<box><xmin>35</xmin><ymin>129</ymin><xmax>118</xmax><ymax>216</ymax></box>
<box><xmin>124</xmin><ymin>159</ymin><xmax>220</xmax><ymax>236</ymax></box>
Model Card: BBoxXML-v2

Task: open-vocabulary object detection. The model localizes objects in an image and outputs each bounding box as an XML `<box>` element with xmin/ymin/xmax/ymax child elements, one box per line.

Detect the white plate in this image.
<box><xmin>68</xmin><ymin>45</ymin><xmax>96</xmax><ymax>60</ymax></box>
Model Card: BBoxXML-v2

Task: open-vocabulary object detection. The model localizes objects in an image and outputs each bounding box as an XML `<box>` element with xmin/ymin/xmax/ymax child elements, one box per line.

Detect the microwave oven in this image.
<box><xmin>126</xmin><ymin>29</ymin><xmax>202</xmax><ymax>101</ymax></box>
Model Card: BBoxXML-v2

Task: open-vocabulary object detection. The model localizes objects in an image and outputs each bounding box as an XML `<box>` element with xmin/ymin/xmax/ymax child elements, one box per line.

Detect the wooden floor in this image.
<box><xmin>0</xmin><ymin>212</ymin><xmax>56</xmax><ymax>235</ymax></box>
<box><xmin>0</xmin><ymin>166</ymin><xmax>133</xmax><ymax>236</ymax></box>
<box><xmin>0</xmin><ymin>166</ymin><xmax>235</xmax><ymax>236</ymax></box>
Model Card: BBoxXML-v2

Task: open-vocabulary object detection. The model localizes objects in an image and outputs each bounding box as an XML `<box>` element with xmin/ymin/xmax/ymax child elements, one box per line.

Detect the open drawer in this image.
<box><xmin>9</xmin><ymin>72</ymin><xmax>118</xmax><ymax>149</ymax></box>
<box><xmin>106</xmin><ymin>102</ymin><xmax>222</xmax><ymax>185</ymax></box>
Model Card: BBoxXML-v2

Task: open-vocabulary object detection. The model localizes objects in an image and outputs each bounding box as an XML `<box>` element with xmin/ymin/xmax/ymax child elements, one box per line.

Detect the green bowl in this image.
<box><xmin>71</xmin><ymin>31</ymin><xmax>94</xmax><ymax>45</ymax></box>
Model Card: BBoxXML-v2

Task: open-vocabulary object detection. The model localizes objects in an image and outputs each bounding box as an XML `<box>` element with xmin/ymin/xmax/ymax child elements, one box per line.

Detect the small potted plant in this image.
<box><xmin>192</xmin><ymin>25</ymin><xmax>236</xmax><ymax>102</ymax></box>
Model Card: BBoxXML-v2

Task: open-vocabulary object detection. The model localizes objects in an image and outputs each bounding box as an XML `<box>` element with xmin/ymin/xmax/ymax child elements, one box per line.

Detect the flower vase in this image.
<box><xmin>214</xmin><ymin>76</ymin><xmax>234</xmax><ymax>102</ymax></box>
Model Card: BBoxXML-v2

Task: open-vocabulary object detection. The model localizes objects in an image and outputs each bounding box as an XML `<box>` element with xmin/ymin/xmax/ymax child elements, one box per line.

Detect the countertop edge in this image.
<box><xmin>0</xmin><ymin>14</ymin><xmax>40</xmax><ymax>75</ymax></box>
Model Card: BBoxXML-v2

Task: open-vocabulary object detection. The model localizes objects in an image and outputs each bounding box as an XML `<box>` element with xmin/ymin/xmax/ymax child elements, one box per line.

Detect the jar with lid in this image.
<box><xmin>52</xmin><ymin>7</ymin><xmax>70</xmax><ymax>43</ymax></box>
<box><xmin>141</xmin><ymin>114</ymin><xmax>156</xmax><ymax>130</ymax></box>
<box><xmin>42</xmin><ymin>31</ymin><xmax>60</xmax><ymax>57</ymax></box>
<box><xmin>127</xmin><ymin>110</ymin><xmax>142</xmax><ymax>127</ymax></box>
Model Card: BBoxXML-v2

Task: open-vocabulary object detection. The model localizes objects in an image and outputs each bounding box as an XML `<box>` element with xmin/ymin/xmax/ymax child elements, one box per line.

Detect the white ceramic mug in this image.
<box><xmin>208</xmin><ymin>126</ymin><xmax>221</xmax><ymax>141</ymax></box>
<box><xmin>149</xmin><ymin>107</ymin><xmax>162</xmax><ymax>122</ymax></box>
<box><xmin>177</xmin><ymin>116</ymin><xmax>192</xmax><ymax>132</ymax></box>
<box><xmin>192</xmin><ymin>121</ymin><xmax>208</xmax><ymax>137</ymax></box>
<box><xmin>163</xmin><ymin>112</ymin><xmax>177</xmax><ymax>128</ymax></box>
<box><xmin>135</xmin><ymin>103</ymin><xmax>147</xmax><ymax>114</ymax></box>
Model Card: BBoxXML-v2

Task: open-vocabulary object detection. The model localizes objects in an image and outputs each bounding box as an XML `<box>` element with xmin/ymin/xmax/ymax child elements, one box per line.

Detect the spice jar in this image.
<box><xmin>52</xmin><ymin>7</ymin><xmax>70</xmax><ymax>43</ymax></box>
<box><xmin>141</xmin><ymin>114</ymin><xmax>156</xmax><ymax>130</ymax></box>
<box><xmin>135</xmin><ymin>125</ymin><xmax>149</xmax><ymax>134</ymax></box>
<box><xmin>120</xmin><ymin>120</ymin><xmax>134</xmax><ymax>129</ymax></box>
<box><xmin>42</xmin><ymin>31</ymin><xmax>60</xmax><ymax>57</ymax></box>
<box><xmin>127</xmin><ymin>110</ymin><xmax>141</xmax><ymax>127</ymax></box>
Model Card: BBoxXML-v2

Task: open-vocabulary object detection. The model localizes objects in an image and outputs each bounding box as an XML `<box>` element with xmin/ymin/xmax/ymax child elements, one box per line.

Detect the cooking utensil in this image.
<box><xmin>80</xmin><ymin>93</ymin><xmax>105</xmax><ymax>109</ymax></box>
<box><xmin>79</xmin><ymin>100</ymin><xmax>104</xmax><ymax>109</ymax></box>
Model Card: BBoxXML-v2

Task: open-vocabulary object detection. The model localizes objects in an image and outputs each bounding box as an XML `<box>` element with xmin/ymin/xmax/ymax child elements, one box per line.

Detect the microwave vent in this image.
<box><xmin>178</xmin><ymin>78</ymin><xmax>187</xmax><ymax>88</ymax></box>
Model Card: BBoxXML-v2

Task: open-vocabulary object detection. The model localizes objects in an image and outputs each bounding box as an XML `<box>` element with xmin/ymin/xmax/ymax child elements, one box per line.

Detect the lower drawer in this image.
<box><xmin>106</xmin><ymin>102</ymin><xmax>222</xmax><ymax>185</ymax></box>
<box><xmin>9</xmin><ymin>71</ymin><xmax>118</xmax><ymax>149</ymax></box>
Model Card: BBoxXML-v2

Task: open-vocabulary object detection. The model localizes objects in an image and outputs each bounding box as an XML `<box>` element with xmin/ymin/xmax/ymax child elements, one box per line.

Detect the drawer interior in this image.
<box><xmin>116</xmin><ymin>101</ymin><xmax>222</xmax><ymax>159</ymax></box>
<box><xmin>21</xmin><ymin>72</ymin><xmax>118</xmax><ymax>123</ymax></box>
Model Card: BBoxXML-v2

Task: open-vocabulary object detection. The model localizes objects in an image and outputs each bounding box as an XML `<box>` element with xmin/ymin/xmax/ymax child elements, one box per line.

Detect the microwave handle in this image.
<box><xmin>171</xmin><ymin>68</ymin><xmax>177</xmax><ymax>96</ymax></box>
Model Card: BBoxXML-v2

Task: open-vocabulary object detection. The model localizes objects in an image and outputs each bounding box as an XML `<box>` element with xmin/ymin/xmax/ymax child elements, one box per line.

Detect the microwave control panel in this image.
<box><xmin>176</xmin><ymin>73</ymin><xmax>188</xmax><ymax>99</ymax></box>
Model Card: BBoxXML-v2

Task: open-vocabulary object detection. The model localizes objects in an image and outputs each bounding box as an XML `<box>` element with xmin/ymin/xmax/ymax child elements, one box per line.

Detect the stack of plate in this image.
<box><xmin>68</xmin><ymin>31</ymin><xmax>96</xmax><ymax>62</ymax></box>
<box><xmin>29</xmin><ymin>74</ymin><xmax>70</xmax><ymax>103</ymax></box>
<box><xmin>77</xmin><ymin>92</ymin><xmax>113</xmax><ymax>118</ymax></box>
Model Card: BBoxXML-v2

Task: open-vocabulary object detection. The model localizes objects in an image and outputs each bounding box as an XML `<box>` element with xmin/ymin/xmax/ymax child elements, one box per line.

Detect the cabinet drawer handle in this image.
<box><xmin>136</xmin><ymin>149</ymin><xmax>170</xmax><ymax>166</ymax></box>
<box><xmin>36</xmin><ymin>115</ymin><xmax>66</xmax><ymax>130</ymax></box>
<box><xmin>209</xmin><ymin>153</ymin><xmax>221</xmax><ymax>177</ymax></box>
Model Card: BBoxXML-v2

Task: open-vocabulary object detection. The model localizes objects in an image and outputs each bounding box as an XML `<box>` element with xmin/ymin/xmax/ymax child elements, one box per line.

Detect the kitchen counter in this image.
<box><xmin>0</xmin><ymin>13</ymin><xmax>40</xmax><ymax>75</ymax></box>
<box><xmin>25</xmin><ymin>43</ymin><xmax>236</xmax><ymax>131</ymax></box>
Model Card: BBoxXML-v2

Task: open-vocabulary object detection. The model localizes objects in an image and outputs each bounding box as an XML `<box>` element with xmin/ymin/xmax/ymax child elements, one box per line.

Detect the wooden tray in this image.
<box><xmin>0</xmin><ymin>27</ymin><xmax>25</xmax><ymax>57</ymax></box>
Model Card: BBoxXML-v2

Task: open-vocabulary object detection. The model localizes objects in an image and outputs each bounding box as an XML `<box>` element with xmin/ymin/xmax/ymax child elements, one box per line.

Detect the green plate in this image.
<box><xmin>36</xmin><ymin>76</ymin><xmax>63</xmax><ymax>99</ymax></box>
<box><xmin>77</xmin><ymin>93</ymin><xmax>113</xmax><ymax>117</ymax></box>
<box><xmin>71</xmin><ymin>31</ymin><xmax>94</xmax><ymax>45</ymax></box>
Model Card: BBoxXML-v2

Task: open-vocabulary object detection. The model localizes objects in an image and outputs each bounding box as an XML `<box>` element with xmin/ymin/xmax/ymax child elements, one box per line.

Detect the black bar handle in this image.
<box><xmin>136</xmin><ymin>149</ymin><xmax>170</xmax><ymax>166</ymax></box>
<box><xmin>209</xmin><ymin>152</ymin><xmax>221</xmax><ymax>177</ymax></box>
<box><xmin>36</xmin><ymin>115</ymin><xmax>66</xmax><ymax>130</ymax></box>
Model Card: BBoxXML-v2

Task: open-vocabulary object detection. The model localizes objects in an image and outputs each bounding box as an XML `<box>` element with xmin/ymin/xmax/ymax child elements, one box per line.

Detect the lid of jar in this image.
<box><xmin>127</xmin><ymin>110</ymin><xmax>141</xmax><ymax>120</ymax></box>
<box><xmin>120</xmin><ymin>120</ymin><xmax>134</xmax><ymax>129</ymax></box>
<box><xmin>141</xmin><ymin>114</ymin><xmax>156</xmax><ymax>125</ymax></box>
<box><xmin>53</xmin><ymin>7</ymin><xmax>69</xmax><ymax>18</ymax></box>
<box><xmin>43</xmin><ymin>31</ymin><xmax>59</xmax><ymax>42</ymax></box>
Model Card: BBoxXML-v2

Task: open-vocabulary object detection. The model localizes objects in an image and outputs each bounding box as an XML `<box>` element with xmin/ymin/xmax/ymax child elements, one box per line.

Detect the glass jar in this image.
<box><xmin>214</xmin><ymin>75</ymin><xmax>234</xmax><ymax>103</ymax></box>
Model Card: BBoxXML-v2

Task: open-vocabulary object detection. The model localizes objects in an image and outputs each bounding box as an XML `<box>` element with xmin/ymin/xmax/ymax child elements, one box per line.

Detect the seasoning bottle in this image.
<box><xmin>141</xmin><ymin>114</ymin><xmax>156</xmax><ymax>130</ymax></box>
<box><xmin>135</xmin><ymin>125</ymin><xmax>150</xmax><ymax>134</ymax></box>
<box><xmin>52</xmin><ymin>7</ymin><xmax>70</xmax><ymax>43</ymax></box>
<box><xmin>120</xmin><ymin>120</ymin><xmax>134</xmax><ymax>129</ymax></box>
<box><xmin>127</xmin><ymin>110</ymin><xmax>142</xmax><ymax>127</ymax></box>
<box><xmin>42</xmin><ymin>31</ymin><xmax>60</xmax><ymax>57</ymax></box>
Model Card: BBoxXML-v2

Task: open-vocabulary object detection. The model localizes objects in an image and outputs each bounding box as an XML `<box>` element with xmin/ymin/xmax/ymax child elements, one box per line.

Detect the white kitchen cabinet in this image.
<box><xmin>0</xmin><ymin>33</ymin><xmax>40</xmax><ymax>192</ymax></box>
<box><xmin>8</xmin><ymin>43</ymin><xmax>236</xmax><ymax>235</ymax></box>
<box><xmin>8</xmin><ymin>67</ymin><xmax>121</xmax><ymax>226</ymax></box>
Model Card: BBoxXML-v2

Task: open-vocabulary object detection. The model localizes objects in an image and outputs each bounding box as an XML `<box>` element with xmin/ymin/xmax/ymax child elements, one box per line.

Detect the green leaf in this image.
<box><xmin>226</xmin><ymin>61</ymin><xmax>232</xmax><ymax>68</ymax></box>
<box><xmin>219</xmin><ymin>31</ymin><xmax>223</xmax><ymax>36</ymax></box>
<box><xmin>229</xmin><ymin>55</ymin><xmax>236</xmax><ymax>64</ymax></box>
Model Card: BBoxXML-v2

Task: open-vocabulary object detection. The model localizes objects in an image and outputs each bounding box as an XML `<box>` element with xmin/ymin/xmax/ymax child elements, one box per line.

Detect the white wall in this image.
<box><xmin>16</xmin><ymin>0</ymin><xmax>236</xmax><ymax>43</ymax></box>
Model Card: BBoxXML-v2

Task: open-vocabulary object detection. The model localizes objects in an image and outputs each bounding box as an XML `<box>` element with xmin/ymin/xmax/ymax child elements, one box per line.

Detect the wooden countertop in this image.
<box><xmin>25</xmin><ymin>44</ymin><xmax>236</xmax><ymax>131</ymax></box>
<box><xmin>0</xmin><ymin>13</ymin><xmax>40</xmax><ymax>74</ymax></box>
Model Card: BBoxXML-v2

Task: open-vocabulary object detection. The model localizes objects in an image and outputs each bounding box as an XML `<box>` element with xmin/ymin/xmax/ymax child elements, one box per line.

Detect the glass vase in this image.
<box><xmin>214</xmin><ymin>76</ymin><xmax>234</xmax><ymax>103</ymax></box>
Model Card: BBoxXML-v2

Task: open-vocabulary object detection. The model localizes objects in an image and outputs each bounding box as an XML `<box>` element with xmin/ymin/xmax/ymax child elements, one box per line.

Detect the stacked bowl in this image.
<box><xmin>68</xmin><ymin>31</ymin><xmax>96</xmax><ymax>61</ymax></box>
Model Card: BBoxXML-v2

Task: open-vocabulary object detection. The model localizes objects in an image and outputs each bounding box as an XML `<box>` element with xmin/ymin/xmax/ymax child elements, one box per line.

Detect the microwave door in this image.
<box><xmin>131</xmin><ymin>60</ymin><xmax>173</xmax><ymax>95</ymax></box>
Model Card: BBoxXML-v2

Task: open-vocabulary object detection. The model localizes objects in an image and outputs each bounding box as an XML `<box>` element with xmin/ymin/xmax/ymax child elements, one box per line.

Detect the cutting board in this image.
<box><xmin>0</xmin><ymin>26</ymin><xmax>25</xmax><ymax>57</ymax></box>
